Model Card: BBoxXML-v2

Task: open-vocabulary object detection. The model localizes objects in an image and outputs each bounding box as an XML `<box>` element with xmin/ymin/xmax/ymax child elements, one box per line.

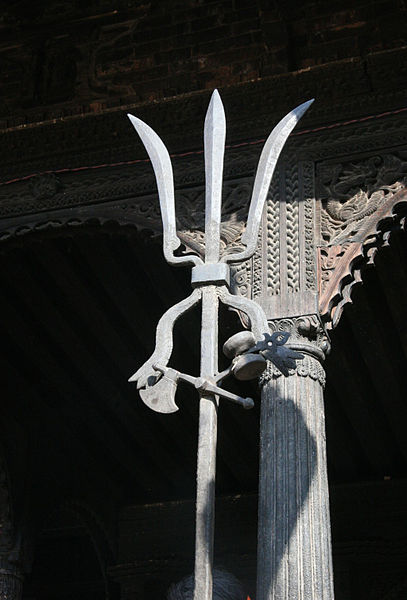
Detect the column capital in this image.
<box><xmin>261</xmin><ymin>314</ymin><xmax>330</xmax><ymax>385</ymax></box>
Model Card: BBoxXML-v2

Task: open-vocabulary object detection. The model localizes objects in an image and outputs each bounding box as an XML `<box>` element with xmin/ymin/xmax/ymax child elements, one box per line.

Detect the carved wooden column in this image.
<box><xmin>257</xmin><ymin>315</ymin><xmax>333</xmax><ymax>600</ymax></box>
<box><xmin>232</xmin><ymin>159</ymin><xmax>335</xmax><ymax>599</ymax></box>
<box><xmin>231</xmin><ymin>143</ymin><xmax>407</xmax><ymax>599</ymax></box>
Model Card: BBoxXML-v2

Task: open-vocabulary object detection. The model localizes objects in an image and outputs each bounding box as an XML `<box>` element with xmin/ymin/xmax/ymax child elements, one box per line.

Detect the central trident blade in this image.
<box><xmin>194</xmin><ymin>90</ymin><xmax>226</xmax><ymax>600</ymax></box>
<box><xmin>204</xmin><ymin>89</ymin><xmax>226</xmax><ymax>263</ymax></box>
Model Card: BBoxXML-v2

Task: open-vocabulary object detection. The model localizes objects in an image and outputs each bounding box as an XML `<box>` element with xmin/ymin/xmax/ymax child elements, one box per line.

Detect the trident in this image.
<box><xmin>128</xmin><ymin>91</ymin><xmax>313</xmax><ymax>600</ymax></box>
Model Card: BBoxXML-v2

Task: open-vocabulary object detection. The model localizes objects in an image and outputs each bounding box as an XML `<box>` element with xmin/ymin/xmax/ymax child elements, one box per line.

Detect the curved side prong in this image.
<box><xmin>129</xmin><ymin>288</ymin><xmax>202</xmax><ymax>389</ymax></box>
<box><xmin>128</xmin><ymin>114</ymin><xmax>202</xmax><ymax>267</ymax></box>
<box><xmin>223</xmin><ymin>99</ymin><xmax>314</xmax><ymax>264</ymax></box>
<box><xmin>218</xmin><ymin>286</ymin><xmax>269</xmax><ymax>341</ymax></box>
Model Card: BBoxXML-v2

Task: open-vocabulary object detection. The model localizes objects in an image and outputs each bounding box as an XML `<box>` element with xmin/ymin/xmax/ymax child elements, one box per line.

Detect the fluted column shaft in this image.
<box><xmin>257</xmin><ymin>331</ymin><xmax>334</xmax><ymax>600</ymax></box>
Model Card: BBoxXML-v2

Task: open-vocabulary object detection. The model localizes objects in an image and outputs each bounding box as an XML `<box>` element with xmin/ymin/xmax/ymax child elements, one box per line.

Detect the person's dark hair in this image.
<box><xmin>167</xmin><ymin>569</ymin><xmax>246</xmax><ymax>600</ymax></box>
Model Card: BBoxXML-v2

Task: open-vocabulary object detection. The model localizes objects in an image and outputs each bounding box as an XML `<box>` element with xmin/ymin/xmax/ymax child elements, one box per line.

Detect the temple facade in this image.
<box><xmin>1</xmin><ymin>1</ymin><xmax>407</xmax><ymax>599</ymax></box>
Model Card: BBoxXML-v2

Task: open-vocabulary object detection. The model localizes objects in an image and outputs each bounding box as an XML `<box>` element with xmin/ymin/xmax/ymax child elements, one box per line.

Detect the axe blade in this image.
<box><xmin>139</xmin><ymin>373</ymin><xmax>179</xmax><ymax>414</ymax></box>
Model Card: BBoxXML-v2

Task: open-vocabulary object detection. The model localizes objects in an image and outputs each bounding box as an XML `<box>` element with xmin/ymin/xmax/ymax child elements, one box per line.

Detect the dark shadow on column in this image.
<box><xmin>258</xmin><ymin>377</ymin><xmax>324</xmax><ymax>599</ymax></box>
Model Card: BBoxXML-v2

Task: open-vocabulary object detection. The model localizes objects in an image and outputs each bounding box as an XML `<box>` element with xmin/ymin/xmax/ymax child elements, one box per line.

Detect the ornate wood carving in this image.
<box><xmin>0</xmin><ymin>104</ymin><xmax>407</xmax><ymax>334</ymax></box>
<box><xmin>260</xmin><ymin>315</ymin><xmax>330</xmax><ymax>385</ymax></box>
<box><xmin>317</xmin><ymin>152</ymin><xmax>407</xmax><ymax>328</ymax></box>
<box><xmin>0</xmin><ymin>177</ymin><xmax>250</xmax><ymax>259</ymax></box>
<box><xmin>2</xmin><ymin>41</ymin><xmax>407</xmax><ymax>179</ymax></box>
<box><xmin>230</xmin><ymin>159</ymin><xmax>319</xmax><ymax>322</ymax></box>
<box><xmin>318</xmin><ymin>153</ymin><xmax>407</xmax><ymax>245</ymax></box>
<box><xmin>225</xmin><ymin>135</ymin><xmax>407</xmax><ymax>331</ymax></box>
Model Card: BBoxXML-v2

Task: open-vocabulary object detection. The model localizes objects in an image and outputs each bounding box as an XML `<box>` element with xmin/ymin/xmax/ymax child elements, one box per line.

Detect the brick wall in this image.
<box><xmin>0</xmin><ymin>0</ymin><xmax>406</xmax><ymax>127</ymax></box>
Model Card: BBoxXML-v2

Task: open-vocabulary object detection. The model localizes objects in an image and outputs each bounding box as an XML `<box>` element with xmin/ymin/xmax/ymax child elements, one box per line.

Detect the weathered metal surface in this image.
<box><xmin>247</xmin><ymin>332</ymin><xmax>304</xmax><ymax>377</ymax></box>
<box><xmin>204</xmin><ymin>90</ymin><xmax>226</xmax><ymax>264</ymax></box>
<box><xmin>195</xmin><ymin>284</ymin><xmax>219</xmax><ymax>600</ymax></box>
<box><xmin>218</xmin><ymin>286</ymin><xmax>269</xmax><ymax>340</ymax></box>
<box><xmin>139</xmin><ymin>369</ymin><xmax>179</xmax><ymax>414</ymax></box>
<box><xmin>223</xmin><ymin>99</ymin><xmax>314</xmax><ymax>264</ymax></box>
<box><xmin>232</xmin><ymin>353</ymin><xmax>267</xmax><ymax>381</ymax></box>
<box><xmin>150</xmin><ymin>364</ymin><xmax>254</xmax><ymax>409</ymax></box>
<box><xmin>191</xmin><ymin>263</ymin><xmax>230</xmax><ymax>287</ymax></box>
<box><xmin>223</xmin><ymin>331</ymin><xmax>256</xmax><ymax>359</ymax></box>
<box><xmin>127</xmin><ymin>114</ymin><xmax>202</xmax><ymax>268</ymax></box>
<box><xmin>127</xmin><ymin>90</ymin><xmax>311</xmax><ymax>600</ymax></box>
<box><xmin>128</xmin><ymin>288</ymin><xmax>202</xmax><ymax>392</ymax></box>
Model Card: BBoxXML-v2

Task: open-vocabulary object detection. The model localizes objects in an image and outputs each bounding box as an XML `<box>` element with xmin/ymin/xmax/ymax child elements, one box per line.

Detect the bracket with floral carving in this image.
<box><xmin>317</xmin><ymin>151</ymin><xmax>407</xmax><ymax>328</ymax></box>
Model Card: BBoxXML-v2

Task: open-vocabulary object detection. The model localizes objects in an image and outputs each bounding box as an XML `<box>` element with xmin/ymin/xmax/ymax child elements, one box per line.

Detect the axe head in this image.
<box><xmin>139</xmin><ymin>369</ymin><xmax>179</xmax><ymax>414</ymax></box>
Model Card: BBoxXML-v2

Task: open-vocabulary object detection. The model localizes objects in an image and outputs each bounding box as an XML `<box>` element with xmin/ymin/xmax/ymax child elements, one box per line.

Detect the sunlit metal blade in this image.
<box><xmin>127</xmin><ymin>115</ymin><xmax>179</xmax><ymax>256</ymax></box>
<box><xmin>140</xmin><ymin>376</ymin><xmax>179</xmax><ymax>414</ymax></box>
<box><xmin>224</xmin><ymin>99</ymin><xmax>314</xmax><ymax>263</ymax></box>
<box><xmin>128</xmin><ymin>288</ymin><xmax>202</xmax><ymax>389</ymax></box>
<box><xmin>245</xmin><ymin>99</ymin><xmax>314</xmax><ymax>247</ymax></box>
<box><xmin>204</xmin><ymin>90</ymin><xmax>226</xmax><ymax>263</ymax></box>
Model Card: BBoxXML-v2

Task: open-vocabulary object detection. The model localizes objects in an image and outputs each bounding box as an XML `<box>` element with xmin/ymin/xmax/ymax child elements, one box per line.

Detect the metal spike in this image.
<box><xmin>204</xmin><ymin>90</ymin><xmax>226</xmax><ymax>263</ymax></box>
<box><xmin>128</xmin><ymin>114</ymin><xmax>202</xmax><ymax>267</ymax></box>
<box><xmin>224</xmin><ymin>99</ymin><xmax>314</xmax><ymax>263</ymax></box>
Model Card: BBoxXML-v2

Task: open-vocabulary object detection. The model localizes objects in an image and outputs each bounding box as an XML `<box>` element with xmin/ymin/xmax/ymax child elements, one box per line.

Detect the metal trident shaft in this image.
<box><xmin>127</xmin><ymin>90</ymin><xmax>313</xmax><ymax>600</ymax></box>
<box><xmin>194</xmin><ymin>91</ymin><xmax>225</xmax><ymax>600</ymax></box>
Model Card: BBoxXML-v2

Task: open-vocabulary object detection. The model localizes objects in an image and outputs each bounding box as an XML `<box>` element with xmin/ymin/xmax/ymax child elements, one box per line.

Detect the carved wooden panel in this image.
<box><xmin>1</xmin><ymin>109</ymin><xmax>407</xmax><ymax>332</ymax></box>
<box><xmin>230</xmin><ymin>159</ymin><xmax>319</xmax><ymax>324</ymax></box>
<box><xmin>316</xmin><ymin>151</ymin><xmax>407</xmax><ymax>328</ymax></box>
